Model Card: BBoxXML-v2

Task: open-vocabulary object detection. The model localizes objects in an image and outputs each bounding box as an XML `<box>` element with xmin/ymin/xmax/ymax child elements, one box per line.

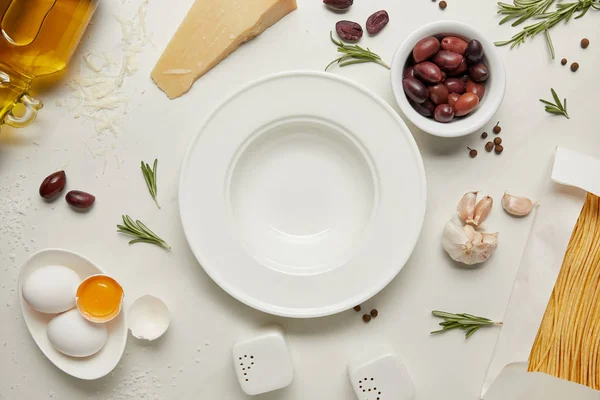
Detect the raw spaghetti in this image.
<box><xmin>528</xmin><ymin>193</ymin><xmax>600</xmax><ymax>389</ymax></box>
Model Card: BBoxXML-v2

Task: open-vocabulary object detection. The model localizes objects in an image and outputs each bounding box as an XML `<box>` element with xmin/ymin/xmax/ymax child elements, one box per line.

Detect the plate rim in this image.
<box><xmin>179</xmin><ymin>70</ymin><xmax>427</xmax><ymax>318</ymax></box>
<box><xmin>18</xmin><ymin>248</ymin><xmax>127</xmax><ymax>380</ymax></box>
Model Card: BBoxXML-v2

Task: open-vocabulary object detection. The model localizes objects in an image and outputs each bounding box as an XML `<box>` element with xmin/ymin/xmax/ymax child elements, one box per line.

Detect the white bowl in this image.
<box><xmin>391</xmin><ymin>20</ymin><xmax>506</xmax><ymax>138</ymax></box>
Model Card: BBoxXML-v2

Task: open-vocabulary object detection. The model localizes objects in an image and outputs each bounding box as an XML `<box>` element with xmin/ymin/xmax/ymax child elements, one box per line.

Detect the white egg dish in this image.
<box><xmin>18</xmin><ymin>249</ymin><xmax>127</xmax><ymax>380</ymax></box>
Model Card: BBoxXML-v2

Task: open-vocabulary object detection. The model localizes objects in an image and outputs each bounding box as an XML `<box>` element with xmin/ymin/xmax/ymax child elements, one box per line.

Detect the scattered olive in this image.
<box><xmin>370</xmin><ymin>309</ymin><xmax>379</xmax><ymax>318</ymax></box>
<box><xmin>495</xmin><ymin>144</ymin><xmax>504</xmax><ymax>154</ymax></box>
<box><xmin>581</xmin><ymin>38</ymin><xmax>590</xmax><ymax>49</ymax></box>
<box><xmin>494</xmin><ymin>137</ymin><xmax>502</xmax><ymax>145</ymax></box>
<box><xmin>363</xmin><ymin>314</ymin><xmax>372</xmax><ymax>323</ymax></box>
<box><xmin>336</xmin><ymin>20</ymin><xmax>363</xmax><ymax>42</ymax></box>
<box><xmin>485</xmin><ymin>142</ymin><xmax>494</xmax><ymax>152</ymax></box>
<box><xmin>323</xmin><ymin>0</ymin><xmax>353</xmax><ymax>11</ymax></box>
<box><xmin>571</xmin><ymin>62</ymin><xmax>579</xmax><ymax>72</ymax></box>
<box><xmin>65</xmin><ymin>190</ymin><xmax>95</xmax><ymax>210</ymax></box>
<box><xmin>468</xmin><ymin>147</ymin><xmax>478</xmax><ymax>158</ymax></box>
<box><xmin>39</xmin><ymin>171</ymin><xmax>67</xmax><ymax>200</ymax></box>
<box><xmin>365</xmin><ymin>10</ymin><xmax>389</xmax><ymax>35</ymax></box>
<box><xmin>481</xmin><ymin>132</ymin><xmax>488</xmax><ymax>139</ymax></box>
<box><xmin>439</xmin><ymin>0</ymin><xmax>447</xmax><ymax>9</ymax></box>
<box><xmin>493</xmin><ymin>121</ymin><xmax>501</xmax><ymax>134</ymax></box>
<box><xmin>354</xmin><ymin>305</ymin><xmax>361</xmax><ymax>312</ymax></box>
<box><xmin>561</xmin><ymin>58</ymin><xmax>568</xmax><ymax>66</ymax></box>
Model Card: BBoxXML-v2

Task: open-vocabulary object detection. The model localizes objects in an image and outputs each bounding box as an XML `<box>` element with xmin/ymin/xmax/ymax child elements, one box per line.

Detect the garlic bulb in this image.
<box><xmin>442</xmin><ymin>217</ymin><xmax>498</xmax><ymax>265</ymax></box>
<box><xmin>501</xmin><ymin>192</ymin><xmax>537</xmax><ymax>216</ymax></box>
<box><xmin>458</xmin><ymin>191</ymin><xmax>478</xmax><ymax>223</ymax></box>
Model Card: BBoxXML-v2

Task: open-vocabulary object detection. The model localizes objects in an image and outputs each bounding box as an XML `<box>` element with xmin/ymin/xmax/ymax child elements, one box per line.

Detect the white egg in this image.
<box><xmin>22</xmin><ymin>265</ymin><xmax>81</xmax><ymax>314</ymax></box>
<box><xmin>47</xmin><ymin>309</ymin><xmax>107</xmax><ymax>357</ymax></box>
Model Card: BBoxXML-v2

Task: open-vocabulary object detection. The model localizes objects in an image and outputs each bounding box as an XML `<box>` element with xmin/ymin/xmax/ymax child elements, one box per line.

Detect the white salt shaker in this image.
<box><xmin>232</xmin><ymin>326</ymin><xmax>294</xmax><ymax>396</ymax></box>
<box><xmin>348</xmin><ymin>350</ymin><xmax>415</xmax><ymax>400</ymax></box>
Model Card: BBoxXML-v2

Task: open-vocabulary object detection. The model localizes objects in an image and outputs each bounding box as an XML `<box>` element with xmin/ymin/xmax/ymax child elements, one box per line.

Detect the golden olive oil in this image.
<box><xmin>0</xmin><ymin>0</ymin><xmax>97</xmax><ymax>127</ymax></box>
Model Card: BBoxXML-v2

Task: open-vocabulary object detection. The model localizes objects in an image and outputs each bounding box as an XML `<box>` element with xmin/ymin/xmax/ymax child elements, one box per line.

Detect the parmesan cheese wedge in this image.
<box><xmin>151</xmin><ymin>0</ymin><xmax>297</xmax><ymax>99</ymax></box>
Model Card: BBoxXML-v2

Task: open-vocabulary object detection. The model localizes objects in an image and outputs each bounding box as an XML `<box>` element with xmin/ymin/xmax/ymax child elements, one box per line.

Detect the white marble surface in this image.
<box><xmin>1</xmin><ymin>0</ymin><xmax>599</xmax><ymax>399</ymax></box>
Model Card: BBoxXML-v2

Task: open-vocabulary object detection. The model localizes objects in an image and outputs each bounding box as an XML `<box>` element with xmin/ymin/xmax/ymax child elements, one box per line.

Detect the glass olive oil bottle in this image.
<box><xmin>0</xmin><ymin>0</ymin><xmax>97</xmax><ymax>127</ymax></box>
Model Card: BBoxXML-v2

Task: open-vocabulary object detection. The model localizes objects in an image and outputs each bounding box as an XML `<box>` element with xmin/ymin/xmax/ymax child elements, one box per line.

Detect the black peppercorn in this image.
<box><xmin>363</xmin><ymin>314</ymin><xmax>372</xmax><ymax>323</ymax></box>
<box><xmin>561</xmin><ymin>58</ymin><xmax>567</xmax><ymax>66</ymax></box>
<box><xmin>481</xmin><ymin>132</ymin><xmax>488</xmax><ymax>139</ymax></box>
<box><xmin>468</xmin><ymin>147</ymin><xmax>477</xmax><ymax>158</ymax></box>
<box><xmin>439</xmin><ymin>0</ymin><xmax>447</xmax><ymax>9</ymax></box>
<box><xmin>495</xmin><ymin>144</ymin><xmax>504</xmax><ymax>154</ymax></box>
<box><xmin>494</xmin><ymin>137</ymin><xmax>502</xmax><ymax>145</ymax></box>
<box><xmin>354</xmin><ymin>305</ymin><xmax>361</xmax><ymax>312</ymax></box>
<box><xmin>370</xmin><ymin>309</ymin><xmax>378</xmax><ymax>318</ymax></box>
<box><xmin>485</xmin><ymin>142</ymin><xmax>494</xmax><ymax>152</ymax></box>
<box><xmin>493</xmin><ymin>121</ymin><xmax>501</xmax><ymax>134</ymax></box>
<box><xmin>571</xmin><ymin>62</ymin><xmax>579</xmax><ymax>72</ymax></box>
<box><xmin>581</xmin><ymin>38</ymin><xmax>590</xmax><ymax>49</ymax></box>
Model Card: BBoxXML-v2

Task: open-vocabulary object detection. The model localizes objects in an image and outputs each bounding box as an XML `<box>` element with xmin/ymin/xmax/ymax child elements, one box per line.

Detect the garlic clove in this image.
<box><xmin>442</xmin><ymin>217</ymin><xmax>498</xmax><ymax>265</ymax></box>
<box><xmin>458</xmin><ymin>191</ymin><xmax>478</xmax><ymax>223</ymax></box>
<box><xmin>501</xmin><ymin>192</ymin><xmax>537</xmax><ymax>217</ymax></box>
<box><xmin>467</xmin><ymin>195</ymin><xmax>493</xmax><ymax>226</ymax></box>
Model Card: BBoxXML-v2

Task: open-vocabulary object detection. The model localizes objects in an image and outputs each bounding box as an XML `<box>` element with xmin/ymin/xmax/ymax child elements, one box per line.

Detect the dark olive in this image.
<box><xmin>365</xmin><ymin>10</ymin><xmax>389</xmax><ymax>35</ymax></box>
<box><xmin>466</xmin><ymin>79</ymin><xmax>485</xmax><ymax>100</ymax></box>
<box><xmin>453</xmin><ymin>93</ymin><xmax>479</xmax><ymax>117</ymax></box>
<box><xmin>413</xmin><ymin>61</ymin><xmax>443</xmax><ymax>83</ymax></box>
<box><xmin>65</xmin><ymin>190</ymin><xmax>95</xmax><ymax>210</ymax></box>
<box><xmin>409</xmin><ymin>99</ymin><xmax>435</xmax><ymax>117</ymax></box>
<box><xmin>469</xmin><ymin>63</ymin><xmax>489</xmax><ymax>82</ymax></box>
<box><xmin>402</xmin><ymin>78</ymin><xmax>428</xmax><ymax>103</ymax></box>
<box><xmin>441</xmin><ymin>36</ymin><xmax>468</xmax><ymax>55</ymax></box>
<box><xmin>412</xmin><ymin>36</ymin><xmax>440</xmax><ymax>63</ymax></box>
<box><xmin>428</xmin><ymin>83</ymin><xmax>449</xmax><ymax>105</ymax></box>
<box><xmin>39</xmin><ymin>171</ymin><xmax>67</xmax><ymax>200</ymax></box>
<box><xmin>403</xmin><ymin>66</ymin><xmax>415</xmax><ymax>79</ymax></box>
<box><xmin>465</xmin><ymin>39</ymin><xmax>484</xmax><ymax>64</ymax></box>
<box><xmin>335</xmin><ymin>20</ymin><xmax>363</xmax><ymax>42</ymax></box>
<box><xmin>444</xmin><ymin>78</ymin><xmax>466</xmax><ymax>94</ymax></box>
<box><xmin>432</xmin><ymin>50</ymin><xmax>463</xmax><ymax>70</ymax></box>
<box><xmin>434</xmin><ymin>104</ymin><xmax>454</xmax><ymax>123</ymax></box>
<box><xmin>446</xmin><ymin>58</ymin><xmax>468</xmax><ymax>76</ymax></box>
<box><xmin>447</xmin><ymin>92</ymin><xmax>460</xmax><ymax>107</ymax></box>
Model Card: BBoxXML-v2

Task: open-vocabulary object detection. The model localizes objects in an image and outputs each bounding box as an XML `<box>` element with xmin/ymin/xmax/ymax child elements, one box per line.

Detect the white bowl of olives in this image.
<box><xmin>391</xmin><ymin>20</ymin><xmax>506</xmax><ymax>138</ymax></box>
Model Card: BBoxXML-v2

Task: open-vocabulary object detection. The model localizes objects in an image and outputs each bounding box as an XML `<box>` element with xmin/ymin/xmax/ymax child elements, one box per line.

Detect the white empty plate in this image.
<box><xmin>179</xmin><ymin>71</ymin><xmax>426</xmax><ymax>317</ymax></box>
<box><xmin>18</xmin><ymin>249</ymin><xmax>127</xmax><ymax>380</ymax></box>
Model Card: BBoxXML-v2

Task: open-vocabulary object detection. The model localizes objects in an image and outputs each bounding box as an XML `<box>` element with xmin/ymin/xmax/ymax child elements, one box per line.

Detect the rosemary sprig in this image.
<box><xmin>117</xmin><ymin>215</ymin><xmax>171</xmax><ymax>250</ymax></box>
<box><xmin>431</xmin><ymin>310</ymin><xmax>503</xmax><ymax>339</ymax></box>
<box><xmin>539</xmin><ymin>88</ymin><xmax>569</xmax><ymax>118</ymax></box>
<box><xmin>495</xmin><ymin>0</ymin><xmax>600</xmax><ymax>59</ymax></box>
<box><xmin>141</xmin><ymin>159</ymin><xmax>160</xmax><ymax>209</ymax></box>
<box><xmin>326</xmin><ymin>31</ymin><xmax>390</xmax><ymax>71</ymax></box>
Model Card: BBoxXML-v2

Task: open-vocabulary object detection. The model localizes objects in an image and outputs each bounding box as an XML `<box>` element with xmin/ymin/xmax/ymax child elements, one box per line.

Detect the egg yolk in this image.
<box><xmin>76</xmin><ymin>275</ymin><xmax>123</xmax><ymax>322</ymax></box>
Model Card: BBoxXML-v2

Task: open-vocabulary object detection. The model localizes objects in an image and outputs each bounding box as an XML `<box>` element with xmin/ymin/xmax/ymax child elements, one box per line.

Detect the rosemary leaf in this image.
<box><xmin>495</xmin><ymin>0</ymin><xmax>599</xmax><ymax>59</ymax></box>
<box><xmin>430</xmin><ymin>310</ymin><xmax>502</xmax><ymax>339</ymax></box>
<box><xmin>326</xmin><ymin>31</ymin><xmax>390</xmax><ymax>71</ymax></box>
<box><xmin>539</xmin><ymin>88</ymin><xmax>569</xmax><ymax>118</ymax></box>
<box><xmin>141</xmin><ymin>159</ymin><xmax>161</xmax><ymax>209</ymax></box>
<box><xmin>117</xmin><ymin>215</ymin><xmax>171</xmax><ymax>250</ymax></box>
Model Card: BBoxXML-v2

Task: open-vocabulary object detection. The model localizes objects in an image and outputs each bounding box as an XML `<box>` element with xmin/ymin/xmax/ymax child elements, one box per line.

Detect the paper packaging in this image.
<box><xmin>482</xmin><ymin>147</ymin><xmax>600</xmax><ymax>400</ymax></box>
